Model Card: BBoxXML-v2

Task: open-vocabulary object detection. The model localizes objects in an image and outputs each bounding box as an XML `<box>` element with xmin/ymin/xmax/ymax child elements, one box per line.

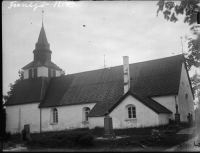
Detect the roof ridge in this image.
<box><xmin>55</xmin><ymin>54</ymin><xmax>184</xmax><ymax>78</ymax></box>
<box><xmin>129</xmin><ymin>54</ymin><xmax>184</xmax><ymax>65</ymax></box>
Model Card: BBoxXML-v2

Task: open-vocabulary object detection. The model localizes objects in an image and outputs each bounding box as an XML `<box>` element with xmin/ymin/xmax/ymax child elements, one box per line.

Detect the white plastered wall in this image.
<box><xmin>6</xmin><ymin>103</ymin><xmax>40</xmax><ymax>134</ymax></box>
<box><xmin>41</xmin><ymin>103</ymin><xmax>96</xmax><ymax>132</ymax></box>
<box><xmin>158</xmin><ymin>113</ymin><xmax>171</xmax><ymax>125</ymax></box>
<box><xmin>88</xmin><ymin>117</ymin><xmax>104</xmax><ymax>129</ymax></box>
<box><xmin>23</xmin><ymin>69</ymin><xmax>29</xmax><ymax>79</ymax></box>
<box><xmin>177</xmin><ymin>63</ymin><xmax>194</xmax><ymax>122</ymax></box>
<box><xmin>56</xmin><ymin>70</ymin><xmax>60</xmax><ymax>77</ymax></box>
<box><xmin>37</xmin><ymin>67</ymin><xmax>48</xmax><ymax>77</ymax></box>
<box><xmin>152</xmin><ymin>95</ymin><xmax>175</xmax><ymax>120</ymax></box>
<box><xmin>109</xmin><ymin>95</ymin><xmax>160</xmax><ymax>128</ymax></box>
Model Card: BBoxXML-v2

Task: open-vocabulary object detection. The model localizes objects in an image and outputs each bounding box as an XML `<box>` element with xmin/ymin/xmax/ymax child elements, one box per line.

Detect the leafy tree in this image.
<box><xmin>60</xmin><ymin>68</ymin><xmax>65</xmax><ymax>76</ymax></box>
<box><xmin>185</xmin><ymin>25</ymin><xmax>200</xmax><ymax>70</ymax></box>
<box><xmin>156</xmin><ymin>0</ymin><xmax>200</xmax><ymax>70</ymax></box>
<box><xmin>156</xmin><ymin>0</ymin><xmax>199</xmax><ymax>25</ymax></box>
<box><xmin>191</xmin><ymin>72</ymin><xmax>200</xmax><ymax>107</ymax></box>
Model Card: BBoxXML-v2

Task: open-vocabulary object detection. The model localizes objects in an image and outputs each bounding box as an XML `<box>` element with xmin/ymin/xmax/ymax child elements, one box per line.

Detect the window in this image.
<box><xmin>125</xmin><ymin>104</ymin><xmax>136</xmax><ymax>120</ymax></box>
<box><xmin>185</xmin><ymin>94</ymin><xmax>188</xmax><ymax>100</ymax></box>
<box><xmin>34</xmin><ymin>68</ymin><xmax>37</xmax><ymax>78</ymax></box>
<box><xmin>53</xmin><ymin>70</ymin><xmax>56</xmax><ymax>77</ymax></box>
<box><xmin>53</xmin><ymin>108</ymin><xmax>58</xmax><ymax>123</ymax></box>
<box><xmin>50</xmin><ymin>108</ymin><xmax>58</xmax><ymax>124</ymax></box>
<box><xmin>48</xmin><ymin>68</ymin><xmax>51</xmax><ymax>78</ymax></box>
<box><xmin>128</xmin><ymin>106</ymin><xmax>136</xmax><ymax>118</ymax></box>
<box><xmin>83</xmin><ymin>107</ymin><xmax>90</xmax><ymax>122</ymax></box>
<box><xmin>29</xmin><ymin>69</ymin><xmax>32</xmax><ymax>79</ymax></box>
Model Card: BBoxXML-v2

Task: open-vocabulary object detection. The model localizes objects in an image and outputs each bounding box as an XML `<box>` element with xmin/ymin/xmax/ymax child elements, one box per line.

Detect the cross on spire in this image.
<box><xmin>42</xmin><ymin>8</ymin><xmax>44</xmax><ymax>26</ymax></box>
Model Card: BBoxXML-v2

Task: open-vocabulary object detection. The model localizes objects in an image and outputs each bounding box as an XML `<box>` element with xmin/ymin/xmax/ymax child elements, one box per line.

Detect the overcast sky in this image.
<box><xmin>2</xmin><ymin>1</ymin><xmax>197</xmax><ymax>96</ymax></box>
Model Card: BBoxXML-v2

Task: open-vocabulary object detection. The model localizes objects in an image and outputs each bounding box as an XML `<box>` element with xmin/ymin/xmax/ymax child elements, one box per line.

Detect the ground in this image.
<box><xmin>2</xmin><ymin>123</ymin><xmax>200</xmax><ymax>152</ymax></box>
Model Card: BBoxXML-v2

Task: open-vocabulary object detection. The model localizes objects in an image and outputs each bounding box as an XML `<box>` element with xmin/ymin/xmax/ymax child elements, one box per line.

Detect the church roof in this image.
<box><xmin>4</xmin><ymin>77</ymin><xmax>50</xmax><ymax>106</ymax></box>
<box><xmin>22</xmin><ymin>60</ymin><xmax>61</xmax><ymax>70</ymax></box>
<box><xmin>39</xmin><ymin>54</ymin><xmax>184</xmax><ymax>116</ymax></box>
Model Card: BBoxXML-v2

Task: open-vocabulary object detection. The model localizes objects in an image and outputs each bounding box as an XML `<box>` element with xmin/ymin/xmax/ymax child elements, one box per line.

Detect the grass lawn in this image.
<box><xmin>3</xmin><ymin>122</ymin><xmax>195</xmax><ymax>151</ymax></box>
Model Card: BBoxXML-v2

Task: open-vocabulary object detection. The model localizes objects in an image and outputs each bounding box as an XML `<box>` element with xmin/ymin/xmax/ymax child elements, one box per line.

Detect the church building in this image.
<box><xmin>4</xmin><ymin>22</ymin><xmax>194</xmax><ymax>133</ymax></box>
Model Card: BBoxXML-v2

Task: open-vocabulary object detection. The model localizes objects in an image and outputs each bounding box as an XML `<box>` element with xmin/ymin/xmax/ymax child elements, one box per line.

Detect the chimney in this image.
<box><xmin>123</xmin><ymin>56</ymin><xmax>130</xmax><ymax>94</ymax></box>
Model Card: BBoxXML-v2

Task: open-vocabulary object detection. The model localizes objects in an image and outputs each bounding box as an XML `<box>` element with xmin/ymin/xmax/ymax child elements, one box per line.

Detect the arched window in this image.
<box><xmin>53</xmin><ymin>70</ymin><xmax>56</xmax><ymax>77</ymax></box>
<box><xmin>82</xmin><ymin>107</ymin><xmax>90</xmax><ymax>122</ymax></box>
<box><xmin>125</xmin><ymin>104</ymin><xmax>136</xmax><ymax>119</ymax></box>
<box><xmin>185</xmin><ymin>94</ymin><xmax>188</xmax><ymax>100</ymax></box>
<box><xmin>50</xmin><ymin>108</ymin><xmax>58</xmax><ymax>124</ymax></box>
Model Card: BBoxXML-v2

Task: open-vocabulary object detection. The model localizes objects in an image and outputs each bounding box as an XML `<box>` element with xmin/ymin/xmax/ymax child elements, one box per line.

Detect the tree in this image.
<box><xmin>185</xmin><ymin>24</ymin><xmax>200</xmax><ymax>70</ymax></box>
<box><xmin>156</xmin><ymin>0</ymin><xmax>199</xmax><ymax>25</ymax></box>
<box><xmin>60</xmin><ymin>68</ymin><xmax>65</xmax><ymax>76</ymax></box>
<box><xmin>156</xmin><ymin>0</ymin><xmax>200</xmax><ymax>70</ymax></box>
<box><xmin>191</xmin><ymin>72</ymin><xmax>200</xmax><ymax>107</ymax></box>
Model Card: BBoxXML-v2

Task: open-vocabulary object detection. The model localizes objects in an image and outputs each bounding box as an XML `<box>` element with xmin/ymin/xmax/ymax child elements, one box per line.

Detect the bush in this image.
<box><xmin>27</xmin><ymin>131</ymin><xmax>94</xmax><ymax>148</ymax></box>
<box><xmin>3</xmin><ymin>132</ymin><xmax>11</xmax><ymax>141</ymax></box>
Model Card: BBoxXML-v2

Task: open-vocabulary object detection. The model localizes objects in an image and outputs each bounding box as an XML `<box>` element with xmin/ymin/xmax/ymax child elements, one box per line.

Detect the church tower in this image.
<box><xmin>22</xmin><ymin>15</ymin><xmax>61</xmax><ymax>79</ymax></box>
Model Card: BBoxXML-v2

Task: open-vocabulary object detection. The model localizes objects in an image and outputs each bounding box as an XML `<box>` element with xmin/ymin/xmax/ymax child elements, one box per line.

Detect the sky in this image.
<box><xmin>2</xmin><ymin>1</ymin><xmax>198</xmax><ymax>96</ymax></box>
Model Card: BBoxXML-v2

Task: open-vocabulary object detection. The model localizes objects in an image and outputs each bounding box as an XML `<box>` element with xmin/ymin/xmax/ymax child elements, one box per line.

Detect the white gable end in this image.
<box><xmin>110</xmin><ymin>95</ymin><xmax>159</xmax><ymax>128</ymax></box>
<box><xmin>178</xmin><ymin>63</ymin><xmax>194</xmax><ymax>122</ymax></box>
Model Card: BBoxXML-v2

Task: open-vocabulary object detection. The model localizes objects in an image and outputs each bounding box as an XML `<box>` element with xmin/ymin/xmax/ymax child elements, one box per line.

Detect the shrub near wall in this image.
<box><xmin>27</xmin><ymin>131</ymin><xmax>94</xmax><ymax>148</ymax></box>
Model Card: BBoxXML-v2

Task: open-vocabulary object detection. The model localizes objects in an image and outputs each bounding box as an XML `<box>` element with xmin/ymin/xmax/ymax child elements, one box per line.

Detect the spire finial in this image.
<box><xmin>42</xmin><ymin>8</ymin><xmax>44</xmax><ymax>26</ymax></box>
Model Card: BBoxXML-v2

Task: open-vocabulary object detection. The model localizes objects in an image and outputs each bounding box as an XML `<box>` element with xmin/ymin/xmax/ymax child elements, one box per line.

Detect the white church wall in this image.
<box><xmin>158</xmin><ymin>113</ymin><xmax>172</xmax><ymax>125</ymax></box>
<box><xmin>88</xmin><ymin>117</ymin><xmax>104</xmax><ymax>129</ymax></box>
<box><xmin>6</xmin><ymin>103</ymin><xmax>40</xmax><ymax>134</ymax></box>
<box><xmin>109</xmin><ymin>95</ymin><xmax>159</xmax><ymax>128</ymax></box>
<box><xmin>23</xmin><ymin>69</ymin><xmax>29</xmax><ymax>79</ymax></box>
<box><xmin>152</xmin><ymin>95</ymin><xmax>176</xmax><ymax>120</ymax></box>
<box><xmin>178</xmin><ymin>63</ymin><xmax>194</xmax><ymax>122</ymax></box>
<box><xmin>41</xmin><ymin>103</ymin><xmax>96</xmax><ymax>132</ymax></box>
<box><xmin>56</xmin><ymin>70</ymin><xmax>60</xmax><ymax>77</ymax></box>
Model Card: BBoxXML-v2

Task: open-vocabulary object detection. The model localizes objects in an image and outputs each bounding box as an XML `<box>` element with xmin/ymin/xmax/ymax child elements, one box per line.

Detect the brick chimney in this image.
<box><xmin>123</xmin><ymin>56</ymin><xmax>130</xmax><ymax>94</ymax></box>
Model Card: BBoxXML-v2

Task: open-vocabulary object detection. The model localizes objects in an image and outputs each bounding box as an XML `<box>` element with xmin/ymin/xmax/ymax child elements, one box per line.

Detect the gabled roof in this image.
<box><xmin>4</xmin><ymin>77</ymin><xmax>50</xmax><ymax>106</ymax></box>
<box><xmin>39</xmin><ymin>55</ymin><xmax>184</xmax><ymax>117</ymax></box>
<box><xmin>88</xmin><ymin>91</ymin><xmax>172</xmax><ymax>117</ymax></box>
<box><xmin>22</xmin><ymin>60</ymin><xmax>61</xmax><ymax>70</ymax></box>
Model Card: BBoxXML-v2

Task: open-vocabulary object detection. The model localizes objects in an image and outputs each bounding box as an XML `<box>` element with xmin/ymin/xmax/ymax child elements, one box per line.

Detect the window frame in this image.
<box><xmin>50</xmin><ymin>108</ymin><xmax>58</xmax><ymax>125</ymax></box>
<box><xmin>82</xmin><ymin>107</ymin><xmax>90</xmax><ymax>123</ymax></box>
<box><xmin>53</xmin><ymin>69</ymin><xmax>56</xmax><ymax>77</ymax></box>
<box><xmin>34</xmin><ymin>68</ymin><xmax>37</xmax><ymax>78</ymax></box>
<box><xmin>29</xmin><ymin>69</ymin><xmax>32</xmax><ymax>79</ymax></box>
<box><xmin>48</xmin><ymin>68</ymin><xmax>51</xmax><ymax>78</ymax></box>
<box><xmin>125</xmin><ymin>104</ymin><xmax>136</xmax><ymax>121</ymax></box>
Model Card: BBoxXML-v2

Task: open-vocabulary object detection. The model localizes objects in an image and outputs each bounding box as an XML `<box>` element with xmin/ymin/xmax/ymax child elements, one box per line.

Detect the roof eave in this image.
<box><xmin>39</xmin><ymin>101</ymin><xmax>97</xmax><ymax>108</ymax></box>
<box><xmin>5</xmin><ymin>101</ymin><xmax>41</xmax><ymax>107</ymax></box>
